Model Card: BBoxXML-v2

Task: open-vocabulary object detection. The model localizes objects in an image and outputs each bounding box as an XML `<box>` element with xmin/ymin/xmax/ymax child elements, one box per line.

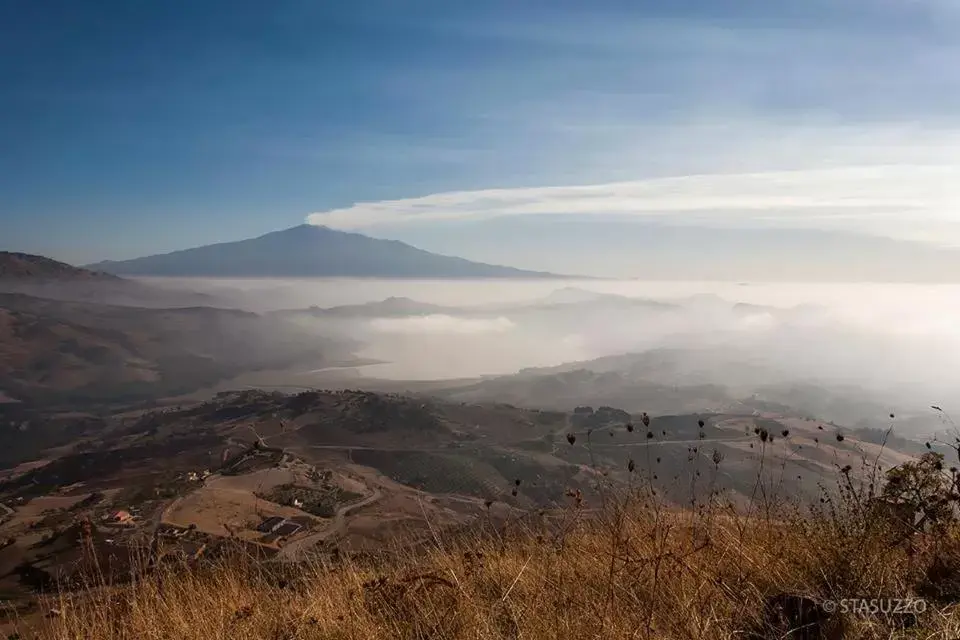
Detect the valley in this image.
<box><xmin>0</xmin><ymin>252</ymin><xmax>952</xmax><ymax>636</ymax></box>
<box><xmin>0</xmin><ymin>386</ymin><xmax>921</xmax><ymax>608</ymax></box>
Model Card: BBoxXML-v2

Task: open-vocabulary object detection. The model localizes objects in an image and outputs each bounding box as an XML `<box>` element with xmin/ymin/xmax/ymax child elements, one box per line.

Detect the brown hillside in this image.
<box><xmin>0</xmin><ymin>252</ymin><xmax>116</xmax><ymax>280</ymax></box>
<box><xmin>0</xmin><ymin>294</ymin><xmax>350</xmax><ymax>406</ymax></box>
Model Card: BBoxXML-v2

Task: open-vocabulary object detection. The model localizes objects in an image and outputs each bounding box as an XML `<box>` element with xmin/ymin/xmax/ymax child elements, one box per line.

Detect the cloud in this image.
<box><xmin>307</xmin><ymin>164</ymin><xmax>960</xmax><ymax>245</ymax></box>
<box><xmin>367</xmin><ymin>315</ymin><xmax>515</xmax><ymax>335</ymax></box>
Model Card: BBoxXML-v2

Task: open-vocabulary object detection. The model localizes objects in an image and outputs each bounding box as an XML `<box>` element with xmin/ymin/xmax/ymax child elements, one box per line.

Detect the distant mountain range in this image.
<box><xmin>87</xmin><ymin>224</ymin><xmax>563</xmax><ymax>278</ymax></box>
<box><xmin>274</xmin><ymin>288</ymin><xmax>682</xmax><ymax>322</ymax></box>
<box><xmin>278</xmin><ymin>296</ymin><xmax>459</xmax><ymax>318</ymax></box>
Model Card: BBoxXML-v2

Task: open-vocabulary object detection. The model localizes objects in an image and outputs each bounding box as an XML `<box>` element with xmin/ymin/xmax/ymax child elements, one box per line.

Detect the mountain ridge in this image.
<box><xmin>0</xmin><ymin>291</ymin><xmax>355</xmax><ymax>407</ymax></box>
<box><xmin>86</xmin><ymin>224</ymin><xmax>567</xmax><ymax>278</ymax></box>
<box><xmin>0</xmin><ymin>252</ymin><xmax>118</xmax><ymax>280</ymax></box>
<box><xmin>0</xmin><ymin>251</ymin><xmax>220</xmax><ymax>308</ymax></box>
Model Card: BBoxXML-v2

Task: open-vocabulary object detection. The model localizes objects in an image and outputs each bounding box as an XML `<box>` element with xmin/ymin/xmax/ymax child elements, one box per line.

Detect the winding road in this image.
<box><xmin>278</xmin><ymin>487</ymin><xmax>383</xmax><ymax>560</ymax></box>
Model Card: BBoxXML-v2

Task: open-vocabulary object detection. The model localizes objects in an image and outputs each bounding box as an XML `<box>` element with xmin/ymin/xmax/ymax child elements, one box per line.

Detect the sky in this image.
<box><xmin>3</xmin><ymin>0</ymin><xmax>960</xmax><ymax>270</ymax></box>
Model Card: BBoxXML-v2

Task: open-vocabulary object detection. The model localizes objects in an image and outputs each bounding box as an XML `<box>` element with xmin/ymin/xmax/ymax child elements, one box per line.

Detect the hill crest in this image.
<box><xmin>0</xmin><ymin>252</ymin><xmax>117</xmax><ymax>280</ymax></box>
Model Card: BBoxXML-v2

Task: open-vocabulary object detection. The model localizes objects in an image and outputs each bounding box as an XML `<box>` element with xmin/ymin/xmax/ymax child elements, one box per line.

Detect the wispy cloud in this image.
<box><xmin>307</xmin><ymin>164</ymin><xmax>960</xmax><ymax>245</ymax></box>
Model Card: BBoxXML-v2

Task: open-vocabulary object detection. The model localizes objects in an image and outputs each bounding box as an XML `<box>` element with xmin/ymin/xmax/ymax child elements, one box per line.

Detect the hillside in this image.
<box><xmin>0</xmin><ymin>251</ymin><xmax>219</xmax><ymax>308</ymax></box>
<box><xmin>0</xmin><ymin>252</ymin><xmax>116</xmax><ymax>280</ymax></box>
<box><xmin>0</xmin><ymin>294</ymin><xmax>354</xmax><ymax>406</ymax></box>
<box><xmin>13</xmin><ymin>487</ymin><xmax>960</xmax><ymax>639</ymax></box>
<box><xmin>0</xmin><ymin>390</ymin><xmax>951</xmax><ymax>638</ymax></box>
<box><xmin>87</xmin><ymin>224</ymin><xmax>563</xmax><ymax>278</ymax></box>
<box><xmin>0</xmin><ymin>389</ymin><xmax>917</xmax><ymax>550</ymax></box>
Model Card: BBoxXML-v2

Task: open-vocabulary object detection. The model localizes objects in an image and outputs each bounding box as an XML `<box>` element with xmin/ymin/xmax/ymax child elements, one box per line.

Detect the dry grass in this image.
<box><xmin>10</xmin><ymin>443</ymin><xmax>960</xmax><ymax>639</ymax></box>
<box><xmin>6</xmin><ymin>491</ymin><xmax>960</xmax><ymax>639</ymax></box>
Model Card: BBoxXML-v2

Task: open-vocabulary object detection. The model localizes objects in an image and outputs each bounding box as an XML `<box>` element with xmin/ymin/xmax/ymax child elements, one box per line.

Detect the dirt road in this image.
<box><xmin>278</xmin><ymin>487</ymin><xmax>383</xmax><ymax>560</ymax></box>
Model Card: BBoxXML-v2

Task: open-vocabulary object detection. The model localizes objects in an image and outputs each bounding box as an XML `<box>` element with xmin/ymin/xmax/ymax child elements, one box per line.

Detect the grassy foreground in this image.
<box><xmin>9</xmin><ymin>452</ymin><xmax>960</xmax><ymax>639</ymax></box>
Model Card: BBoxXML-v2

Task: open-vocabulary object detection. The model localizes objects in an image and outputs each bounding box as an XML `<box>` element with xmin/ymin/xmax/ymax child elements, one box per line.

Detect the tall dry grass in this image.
<box><xmin>9</xmin><ymin>436</ymin><xmax>960</xmax><ymax>639</ymax></box>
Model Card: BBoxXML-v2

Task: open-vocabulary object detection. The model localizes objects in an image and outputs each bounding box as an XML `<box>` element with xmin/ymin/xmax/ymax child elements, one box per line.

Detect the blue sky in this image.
<box><xmin>3</xmin><ymin>0</ymin><xmax>960</xmax><ymax>268</ymax></box>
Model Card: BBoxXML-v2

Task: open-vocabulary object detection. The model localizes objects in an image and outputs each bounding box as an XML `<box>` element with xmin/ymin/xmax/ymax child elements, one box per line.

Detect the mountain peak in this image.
<box><xmin>272</xmin><ymin>223</ymin><xmax>330</xmax><ymax>235</ymax></box>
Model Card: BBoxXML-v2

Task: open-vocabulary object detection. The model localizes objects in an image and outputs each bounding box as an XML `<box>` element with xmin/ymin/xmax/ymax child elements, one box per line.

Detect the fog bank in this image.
<box><xmin>146</xmin><ymin>277</ymin><xmax>960</xmax><ymax>423</ymax></box>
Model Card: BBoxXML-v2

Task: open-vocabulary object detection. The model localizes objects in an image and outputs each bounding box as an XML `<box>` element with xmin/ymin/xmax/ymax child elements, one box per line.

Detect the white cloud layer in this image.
<box><xmin>367</xmin><ymin>315</ymin><xmax>515</xmax><ymax>335</ymax></box>
<box><xmin>307</xmin><ymin>164</ymin><xmax>960</xmax><ymax>246</ymax></box>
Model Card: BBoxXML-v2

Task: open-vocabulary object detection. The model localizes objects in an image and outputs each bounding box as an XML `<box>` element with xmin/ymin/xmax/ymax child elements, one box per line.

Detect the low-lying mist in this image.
<box><xmin>145</xmin><ymin>277</ymin><xmax>960</xmax><ymax>429</ymax></box>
